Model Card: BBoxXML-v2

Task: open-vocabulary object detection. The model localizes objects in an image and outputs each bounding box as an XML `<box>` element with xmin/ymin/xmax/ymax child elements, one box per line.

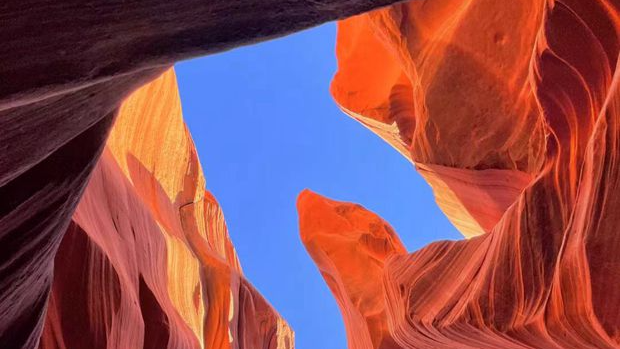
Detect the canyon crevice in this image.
<box><xmin>2</xmin><ymin>0</ymin><xmax>620</xmax><ymax>348</ymax></box>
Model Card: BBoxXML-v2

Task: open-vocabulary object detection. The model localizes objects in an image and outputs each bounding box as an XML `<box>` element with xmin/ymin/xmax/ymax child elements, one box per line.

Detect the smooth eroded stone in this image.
<box><xmin>301</xmin><ymin>1</ymin><xmax>620</xmax><ymax>348</ymax></box>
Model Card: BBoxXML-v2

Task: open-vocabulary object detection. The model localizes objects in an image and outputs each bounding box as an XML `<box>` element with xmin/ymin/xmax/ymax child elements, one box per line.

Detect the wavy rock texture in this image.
<box><xmin>39</xmin><ymin>69</ymin><xmax>294</xmax><ymax>349</ymax></box>
<box><xmin>301</xmin><ymin>0</ymin><xmax>620</xmax><ymax>348</ymax></box>
<box><xmin>330</xmin><ymin>0</ymin><xmax>550</xmax><ymax>237</ymax></box>
<box><xmin>0</xmin><ymin>1</ymin><xmax>406</xmax><ymax>347</ymax></box>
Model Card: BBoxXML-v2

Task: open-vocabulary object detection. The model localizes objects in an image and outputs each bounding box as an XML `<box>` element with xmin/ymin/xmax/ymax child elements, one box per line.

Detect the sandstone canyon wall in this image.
<box><xmin>300</xmin><ymin>0</ymin><xmax>620</xmax><ymax>348</ymax></box>
<box><xmin>3</xmin><ymin>0</ymin><xmax>620</xmax><ymax>348</ymax></box>
<box><xmin>0</xmin><ymin>1</ymin><xmax>404</xmax><ymax>348</ymax></box>
<box><xmin>39</xmin><ymin>69</ymin><xmax>294</xmax><ymax>349</ymax></box>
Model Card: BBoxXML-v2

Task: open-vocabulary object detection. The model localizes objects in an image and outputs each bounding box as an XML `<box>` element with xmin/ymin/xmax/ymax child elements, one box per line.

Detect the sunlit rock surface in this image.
<box><xmin>330</xmin><ymin>0</ymin><xmax>550</xmax><ymax>237</ymax></box>
<box><xmin>301</xmin><ymin>0</ymin><xmax>620</xmax><ymax>348</ymax></box>
<box><xmin>38</xmin><ymin>70</ymin><xmax>293</xmax><ymax>349</ymax></box>
<box><xmin>298</xmin><ymin>190</ymin><xmax>405</xmax><ymax>349</ymax></box>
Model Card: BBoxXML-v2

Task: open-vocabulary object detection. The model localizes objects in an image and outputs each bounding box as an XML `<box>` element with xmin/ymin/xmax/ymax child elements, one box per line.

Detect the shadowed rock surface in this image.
<box><xmin>0</xmin><ymin>1</ymin><xmax>405</xmax><ymax>348</ymax></box>
<box><xmin>300</xmin><ymin>0</ymin><xmax>620</xmax><ymax>348</ymax></box>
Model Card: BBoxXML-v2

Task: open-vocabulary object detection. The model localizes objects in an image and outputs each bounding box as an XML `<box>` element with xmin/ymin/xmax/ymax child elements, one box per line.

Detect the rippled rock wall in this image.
<box><xmin>301</xmin><ymin>1</ymin><xmax>620</xmax><ymax>348</ymax></box>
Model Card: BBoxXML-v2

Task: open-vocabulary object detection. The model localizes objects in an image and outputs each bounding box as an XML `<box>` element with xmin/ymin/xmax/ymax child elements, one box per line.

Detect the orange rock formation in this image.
<box><xmin>298</xmin><ymin>191</ymin><xmax>405</xmax><ymax>349</ymax></box>
<box><xmin>4</xmin><ymin>0</ymin><xmax>620</xmax><ymax>348</ymax></box>
<box><xmin>38</xmin><ymin>69</ymin><xmax>293</xmax><ymax>349</ymax></box>
<box><xmin>300</xmin><ymin>0</ymin><xmax>620</xmax><ymax>348</ymax></box>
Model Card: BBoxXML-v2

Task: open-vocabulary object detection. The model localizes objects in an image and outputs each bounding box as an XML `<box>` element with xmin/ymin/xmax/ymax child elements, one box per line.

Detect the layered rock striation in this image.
<box><xmin>300</xmin><ymin>0</ymin><xmax>620</xmax><ymax>348</ymax></box>
<box><xmin>39</xmin><ymin>69</ymin><xmax>293</xmax><ymax>349</ymax></box>
<box><xmin>4</xmin><ymin>0</ymin><xmax>620</xmax><ymax>348</ymax></box>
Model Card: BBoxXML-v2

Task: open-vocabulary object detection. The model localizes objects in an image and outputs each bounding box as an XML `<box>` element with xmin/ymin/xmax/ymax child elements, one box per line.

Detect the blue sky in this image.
<box><xmin>175</xmin><ymin>22</ymin><xmax>461</xmax><ymax>349</ymax></box>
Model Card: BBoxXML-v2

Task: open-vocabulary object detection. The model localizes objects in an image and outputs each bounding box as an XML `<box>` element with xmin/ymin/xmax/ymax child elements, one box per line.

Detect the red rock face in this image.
<box><xmin>300</xmin><ymin>0</ymin><xmax>620</xmax><ymax>348</ymax></box>
<box><xmin>39</xmin><ymin>70</ymin><xmax>294</xmax><ymax>349</ymax></box>
<box><xmin>5</xmin><ymin>0</ymin><xmax>620</xmax><ymax>348</ymax></box>
<box><xmin>298</xmin><ymin>190</ymin><xmax>405</xmax><ymax>349</ymax></box>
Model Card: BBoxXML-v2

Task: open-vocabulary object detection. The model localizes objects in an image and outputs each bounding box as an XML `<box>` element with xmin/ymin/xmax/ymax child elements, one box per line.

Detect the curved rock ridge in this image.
<box><xmin>331</xmin><ymin>0</ymin><xmax>553</xmax><ymax>237</ymax></box>
<box><xmin>298</xmin><ymin>190</ymin><xmax>405</xmax><ymax>349</ymax></box>
<box><xmin>39</xmin><ymin>69</ymin><xmax>293</xmax><ymax>349</ymax></box>
<box><xmin>300</xmin><ymin>0</ymin><xmax>620</xmax><ymax>348</ymax></box>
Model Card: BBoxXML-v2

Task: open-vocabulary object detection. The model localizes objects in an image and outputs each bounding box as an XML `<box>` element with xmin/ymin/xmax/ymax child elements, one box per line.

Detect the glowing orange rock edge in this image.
<box><xmin>40</xmin><ymin>70</ymin><xmax>294</xmax><ymax>349</ymax></box>
<box><xmin>299</xmin><ymin>1</ymin><xmax>620</xmax><ymax>348</ymax></box>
